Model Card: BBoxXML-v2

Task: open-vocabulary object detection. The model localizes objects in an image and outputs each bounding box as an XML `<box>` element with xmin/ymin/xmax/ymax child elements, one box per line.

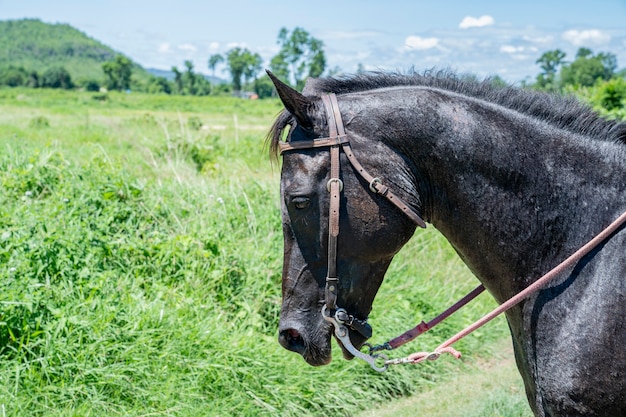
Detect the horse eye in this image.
<box><xmin>292</xmin><ymin>197</ymin><xmax>310</xmax><ymax>210</ymax></box>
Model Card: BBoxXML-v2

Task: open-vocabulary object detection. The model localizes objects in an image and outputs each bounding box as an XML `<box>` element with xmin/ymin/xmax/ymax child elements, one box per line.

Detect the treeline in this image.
<box><xmin>531</xmin><ymin>47</ymin><xmax>626</xmax><ymax>118</ymax></box>
<box><xmin>0</xmin><ymin>26</ymin><xmax>325</xmax><ymax>99</ymax></box>
<box><xmin>0</xmin><ymin>66</ymin><xmax>74</xmax><ymax>89</ymax></box>
<box><xmin>155</xmin><ymin>26</ymin><xmax>326</xmax><ymax>98</ymax></box>
<box><xmin>0</xmin><ymin>59</ymin><xmax>225</xmax><ymax>95</ymax></box>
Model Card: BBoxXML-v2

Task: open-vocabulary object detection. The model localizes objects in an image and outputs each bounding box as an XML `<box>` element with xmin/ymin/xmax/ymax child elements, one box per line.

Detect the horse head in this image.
<box><xmin>267</xmin><ymin>72</ymin><xmax>421</xmax><ymax>365</ymax></box>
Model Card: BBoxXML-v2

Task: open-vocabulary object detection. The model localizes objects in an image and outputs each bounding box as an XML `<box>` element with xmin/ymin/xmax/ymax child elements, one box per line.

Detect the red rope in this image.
<box><xmin>386</xmin><ymin>285</ymin><xmax>485</xmax><ymax>349</ymax></box>
<box><xmin>402</xmin><ymin>209</ymin><xmax>626</xmax><ymax>365</ymax></box>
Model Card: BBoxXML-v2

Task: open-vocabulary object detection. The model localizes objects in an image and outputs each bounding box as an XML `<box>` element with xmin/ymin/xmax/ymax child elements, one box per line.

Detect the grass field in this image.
<box><xmin>0</xmin><ymin>87</ymin><xmax>529</xmax><ymax>416</ymax></box>
<box><xmin>359</xmin><ymin>339</ymin><xmax>531</xmax><ymax>417</ymax></box>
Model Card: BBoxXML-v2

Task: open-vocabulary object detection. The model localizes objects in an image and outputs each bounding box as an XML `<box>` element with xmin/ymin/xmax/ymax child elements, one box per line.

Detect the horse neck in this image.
<box><xmin>354</xmin><ymin>87</ymin><xmax>626</xmax><ymax>300</ymax></box>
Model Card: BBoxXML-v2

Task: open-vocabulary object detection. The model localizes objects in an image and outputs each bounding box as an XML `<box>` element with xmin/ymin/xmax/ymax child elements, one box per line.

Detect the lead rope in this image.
<box><xmin>384</xmin><ymin>209</ymin><xmax>626</xmax><ymax>366</ymax></box>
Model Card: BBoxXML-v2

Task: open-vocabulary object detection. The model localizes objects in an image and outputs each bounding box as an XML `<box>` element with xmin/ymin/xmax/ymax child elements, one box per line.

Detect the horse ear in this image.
<box><xmin>266</xmin><ymin>70</ymin><xmax>314</xmax><ymax>128</ymax></box>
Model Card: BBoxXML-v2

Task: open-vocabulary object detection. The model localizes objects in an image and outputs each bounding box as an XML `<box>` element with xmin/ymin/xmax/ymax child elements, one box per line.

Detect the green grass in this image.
<box><xmin>0</xmin><ymin>87</ymin><xmax>524</xmax><ymax>416</ymax></box>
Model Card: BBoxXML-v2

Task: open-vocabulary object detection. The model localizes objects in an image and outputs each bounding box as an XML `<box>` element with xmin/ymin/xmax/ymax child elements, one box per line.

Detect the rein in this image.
<box><xmin>280</xmin><ymin>92</ymin><xmax>626</xmax><ymax>372</ymax></box>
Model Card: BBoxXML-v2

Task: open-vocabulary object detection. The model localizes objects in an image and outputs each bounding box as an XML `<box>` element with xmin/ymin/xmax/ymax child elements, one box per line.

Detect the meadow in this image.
<box><xmin>0</xmin><ymin>87</ymin><xmax>529</xmax><ymax>416</ymax></box>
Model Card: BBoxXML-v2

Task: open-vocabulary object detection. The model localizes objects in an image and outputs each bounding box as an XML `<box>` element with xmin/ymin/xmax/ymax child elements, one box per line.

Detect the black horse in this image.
<box><xmin>267</xmin><ymin>70</ymin><xmax>626</xmax><ymax>416</ymax></box>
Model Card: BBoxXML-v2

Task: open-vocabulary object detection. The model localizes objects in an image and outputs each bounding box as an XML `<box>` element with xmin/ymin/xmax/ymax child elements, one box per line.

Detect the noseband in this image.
<box><xmin>279</xmin><ymin>93</ymin><xmax>426</xmax><ymax>370</ymax></box>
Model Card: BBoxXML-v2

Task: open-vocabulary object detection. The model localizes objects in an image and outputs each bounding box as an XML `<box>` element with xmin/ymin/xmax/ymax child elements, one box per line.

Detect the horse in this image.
<box><xmin>266</xmin><ymin>70</ymin><xmax>626</xmax><ymax>416</ymax></box>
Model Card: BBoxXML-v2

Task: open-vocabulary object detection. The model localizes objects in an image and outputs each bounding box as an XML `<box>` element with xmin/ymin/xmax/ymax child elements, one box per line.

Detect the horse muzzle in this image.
<box><xmin>278</xmin><ymin>320</ymin><xmax>333</xmax><ymax>366</ymax></box>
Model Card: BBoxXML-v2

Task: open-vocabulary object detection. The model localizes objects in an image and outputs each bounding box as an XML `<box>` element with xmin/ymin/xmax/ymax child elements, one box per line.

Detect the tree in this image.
<box><xmin>208</xmin><ymin>54</ymin><xmax>223</xmax><ymax>78</ymax></box>
<box><xmin>596</xmin><ymin>77</ymin><xmax>626</xmax><ymax>111</ymax></box>
<box><xmin>102</xmin><ymin>54</ymin><xmax>132</xmax><ymax>91</ymax></box>
<box><xmin>243</xmin><ymin>53</ymin><xmax>263</xmax><ymax>88</ymax></box>
<box><xmin>269</xmin><ymin>52</ymin><xmax>290</xmax><ymax>82</ymax></box>
<box><xmin>0</xmin><ymin>66</ymin><xmax>28</xmax><ymax>87</ymax></box>
<box><xmin>560</xmin><ymin>48</ymin><xmax>617</xmax><ymax>88</ymax></box>
<box><xmin>147</xmin><ymin>76</ymin><xmax>172</xmax><ymax>94</ymax></box>
<box><xmin>183</xmin><ymin>60</ymin><xmax>197</xmax><ymax>95</ymax></box>
<box><xmin>254</xmin><ymin>74</ymin><xmax>276</xmax><ymax>98</ymax></box>
<box><xmin>81</xmin><ymin>79</ymin><xmax>100</xmax><ymax>92</ymax></box>
<box><xmin>226</xmin><ymin>48</ymin><xmax>246</xmax><ymax>93</ymax></box>
<box><xmin>41</xmin><ymin>66</ymin><xmax>73</xmax><ymax>89</ymax></box>
<box><xmin>535</xmin><ymin>49</ymin><xmax>566</xmax><ymax>91</ymax></box>
<box><xmin>208</xmin><ymin>53</ymin><xmax>224</xmax><ymax>94</ymax></box>
<box><xmin>273</xmin><ymin>27</ymin><xmax>326</xmax><ymax>90</ymax></box>
<box><xmin>225</xmin><ymin>47</ymin><xmax>262</xmax><ymax>93</ymax></box>
<box><xmin>25</xmin><ymin>70</ymin><xmax>39</xmax><ymax>88</ymax></box>
<box><xmin>171</xmin><ymin>66</ymin><xmax>183</xmax><ymax>94</ymax></box>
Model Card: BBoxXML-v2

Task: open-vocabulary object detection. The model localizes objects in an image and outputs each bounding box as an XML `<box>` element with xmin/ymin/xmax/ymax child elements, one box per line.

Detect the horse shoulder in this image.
<box><xmin>526</xmin><ymin>228</ymin><xmax>626</xmax><ymax>416</ymax></box>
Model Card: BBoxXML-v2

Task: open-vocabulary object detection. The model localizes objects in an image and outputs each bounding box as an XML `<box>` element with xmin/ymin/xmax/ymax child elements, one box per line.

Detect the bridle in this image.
<box><xmin>279</xmin><ymin>93</ymin><xmax>426</xmax><ymax>371</ymax></box>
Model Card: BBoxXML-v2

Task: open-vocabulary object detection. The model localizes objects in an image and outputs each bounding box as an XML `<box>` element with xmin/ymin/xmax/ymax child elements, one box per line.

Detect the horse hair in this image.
<box><xmin>268</xmin><ymin>70</ymin><xmax>626</xmax><ymax>157</ymax></box>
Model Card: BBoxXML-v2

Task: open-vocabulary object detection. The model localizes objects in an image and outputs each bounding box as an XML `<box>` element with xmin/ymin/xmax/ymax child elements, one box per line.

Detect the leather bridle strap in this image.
<box><xmin>322</xmin><ymin>93</ymin><xmax>342</xmax><ymax>311</ymax></box>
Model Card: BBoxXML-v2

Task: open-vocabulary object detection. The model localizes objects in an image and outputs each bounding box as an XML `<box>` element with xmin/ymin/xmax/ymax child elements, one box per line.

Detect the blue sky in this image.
<box><xmin>2</xmin><ymin>0</ymin><xmax>626</xmax><ymax>83</ymax></box>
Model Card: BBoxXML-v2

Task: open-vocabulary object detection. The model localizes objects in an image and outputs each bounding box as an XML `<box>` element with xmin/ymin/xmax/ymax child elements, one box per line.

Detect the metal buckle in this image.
<box><xmin>369</xmin><ymin>177</ymin><xmax>382</xmax><ymax>193</ymax></box>
<box><xmin>326</xmin><ymin>178</ymin><xmax>343</xmax><ymax>192</ymax></box>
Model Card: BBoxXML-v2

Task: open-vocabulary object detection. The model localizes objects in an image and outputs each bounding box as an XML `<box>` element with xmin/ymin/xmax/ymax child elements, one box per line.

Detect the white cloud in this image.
<box><xmin>459</xmin><ymin>15</ymin><xmax>495</xmax><ymax>29</ymax></box>
<box><xmin>522</xmin><ymin>34</ymin><xmax>553</xmax><ymax>45</ymax></box>
<box><xmin>500</xmin><ymin>45</ymin><xmax>538</xmax><ymax>54</ymax></box>
<box><xmin>208</xmin><ymin>41</ymin><xmax>220</xmax><ymax>52</ymax></box>
<box><xmin>561</xmin><ymin>29</ymin><xmax>611</xmax><ymax>46</ymax></box>
<box><xmin>404</xmin><ymin>35</ymin><xmax>439</xmax><ymax>50</ymax></box>
<box><xmin>500</xmin><ymin>45</ymin><xmax>521</xmax><ymax>54</ymax></box>
<box><xmin>226</xmin><ymin>42</ymin><xmax>247</xmax><ymax>49</ymax></box>
<box><xmin>158</xmin><ymin>43</ymin><xmax>171</xmax><ymax>53</ymax></box>
<box><xmin>178</xmin><ymin>43</ymin><xmax>197</xmax><ymax>52</ymax></box>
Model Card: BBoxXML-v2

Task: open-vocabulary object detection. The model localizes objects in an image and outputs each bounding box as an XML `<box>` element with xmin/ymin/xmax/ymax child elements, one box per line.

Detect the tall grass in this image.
<box><xmin>0</xmin><ymin>87</ymin><xmax>518</xmax><ymax>416</ymax></box>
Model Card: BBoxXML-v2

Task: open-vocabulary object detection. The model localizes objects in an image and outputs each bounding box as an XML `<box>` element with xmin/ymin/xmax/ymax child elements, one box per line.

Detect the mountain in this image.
<box><xmin>0</xmin><ymin>18</ymin><xmax>149</xmax><ymax>81</ymax></box>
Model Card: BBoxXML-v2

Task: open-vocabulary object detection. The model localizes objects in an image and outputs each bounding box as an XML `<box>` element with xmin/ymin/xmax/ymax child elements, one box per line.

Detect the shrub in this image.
<box><xmin>596</xmin><ymin>77</ymin><xmax>626</xmax><ymax>111</ymax></box>
<box><xmin>0</xmin><ymin>66</ymin><xmax>28</xmax><ymax>87</ymax></box>
<box><xmin>80</xmin><ymin>79</ymin><xmax>101</xmax><ymax>92</ymax></box>
<box><xmin>146</xmin><ymin>75</ymin><xmax>172</xmax><ymax>94</ymax></box>
<box><xmin>41</xmin><ymin>66</ymin><xmax>74</xmax><ymax>89</ymax></box>
<box><xmin>187</xmin><ymin>116</ymin><xmax>203</xmax><ymax>130</ymax></box>
<box><xmin>28</xmin><ymin>116</ymin><xmax>50</xmax><ymax>129</ymax></box>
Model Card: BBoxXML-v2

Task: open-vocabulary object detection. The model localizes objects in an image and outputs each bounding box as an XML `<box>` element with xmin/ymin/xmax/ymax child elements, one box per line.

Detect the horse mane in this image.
<box><xmin>268</xmin><ymin>70</ymin><xmax>626</xmax><ymax>157</ymax></box>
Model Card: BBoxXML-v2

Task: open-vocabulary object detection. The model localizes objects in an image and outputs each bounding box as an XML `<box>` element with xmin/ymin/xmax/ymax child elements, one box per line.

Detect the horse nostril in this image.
<box><xmin>279</xmin><ymin>328</ymin><xmax>306</xmax><ymax>354</ymax></box>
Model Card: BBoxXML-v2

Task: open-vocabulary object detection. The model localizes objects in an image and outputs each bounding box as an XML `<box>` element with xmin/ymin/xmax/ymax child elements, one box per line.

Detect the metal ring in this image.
<box><xmin>327</xmin><ymin>178</ymin><xmax>344</xmax><ymax>193</ymax></box>
<box><xmin>369</xmin><ymin>177</ymin><xmax>382</xmax><ymax>193</ymax></box>
<box><xmin>321</xmin><ymin>304</ymin><xmax>333</xmax><ymax>322</ymax></box>
<box><xmin>373</xmin><ymin>354</ymin><xmax>389</xmax><ymax>371</ymax></box>
<box><xmin>334</xmin><ymin>308</ymin><xmax>348</xmax><ymax>324</ymax></box>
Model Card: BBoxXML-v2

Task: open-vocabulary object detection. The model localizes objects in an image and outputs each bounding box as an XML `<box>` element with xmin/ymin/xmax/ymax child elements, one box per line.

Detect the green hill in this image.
<box><xmin>0</xmin><ymin>18</ymin><xmax>149</xmax><ymax>82</ymax></box>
